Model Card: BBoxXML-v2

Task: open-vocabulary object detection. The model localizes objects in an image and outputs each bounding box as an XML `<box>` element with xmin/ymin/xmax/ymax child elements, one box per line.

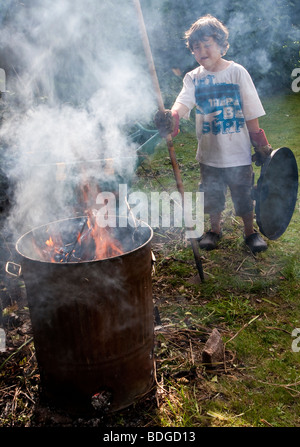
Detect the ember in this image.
<box><xmin>43</xmin><ymin>216</ymin><xmax>123</xmax><ymax>263</ymax></box>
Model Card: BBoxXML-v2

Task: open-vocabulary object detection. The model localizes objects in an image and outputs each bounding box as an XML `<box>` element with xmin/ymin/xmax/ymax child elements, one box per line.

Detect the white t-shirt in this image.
<box><xmin>174</xmin><ymin>61</ymin><xmax>265</xmax><ymax>167</ymax></box>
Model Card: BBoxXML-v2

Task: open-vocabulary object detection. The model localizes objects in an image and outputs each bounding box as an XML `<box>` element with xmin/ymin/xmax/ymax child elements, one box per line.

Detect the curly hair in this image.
<box><xmin>185</xmin><ymin>15</ymin><xmax>230</xmax><ymax>56</ymax></box>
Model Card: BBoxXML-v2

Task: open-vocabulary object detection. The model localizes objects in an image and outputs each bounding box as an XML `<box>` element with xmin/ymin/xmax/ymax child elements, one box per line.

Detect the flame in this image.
<box><xmin>42</xmin><ymin>179</ymin><xmax>123</xmax><ymax>263</ymax></box>
<box><xmin>87</xmin><ymin>217</ymin><xmax>123</xmax><ymax>260</ymax></box>
<box><xmin>45</xmin><ymin>236</ymin><xmax>54</xmax><ymax>247</ymax></box>
<box><xmin>43</xmin><ymin>216</ymin><xmax>123</xmax><ymax>263</ymax></box>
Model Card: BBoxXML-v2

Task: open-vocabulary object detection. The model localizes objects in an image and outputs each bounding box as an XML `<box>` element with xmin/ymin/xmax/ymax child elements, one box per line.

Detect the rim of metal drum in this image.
<box><xmin>15</xmin><ymin>215</ymin><xmax>153</xmax><ymax>264</ymax></box>
<box><xmin>255</xmin><ymin>147</ymin><xmax>299</xmax><ymax>240</ymax></box>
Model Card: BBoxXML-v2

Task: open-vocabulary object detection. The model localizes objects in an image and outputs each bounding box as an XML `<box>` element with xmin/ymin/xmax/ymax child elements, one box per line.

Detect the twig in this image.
<box><xmin>154</xmin><ymin>369</ymin><xmax>170</xmax><ymax>409</ymax></box>
<box><xmin>265</xmin><ymin>326</ymin><xmax>291</xmax><ymax>335</ymax></box>
<box><xmin>244</xmin><ymin>373</ymin><xmax>300</xmax><ymax>397</ymax></box>
<box><xmin>12</xmin><ymin>386</ymin><xmax>21</xmax><ymax>415</ymax></box>
<box><xmin>189</xmin><ymin>338</ymin><xmax>195</xmax><ymax>365</ymax></box>
<box><xmin>260</xmin><ymin>419</ymin><xmax>273</xmax><ymax>427</ymax></box>
<box><xmin>66</xmin><ymin>218</ymin><xmax>87</xmax><ymax>262</ymax></box>
<box><xmin>20</xmin><ymin>390</ymin><xmax>36</xmax><ymax>405</ymax></box>
<box><xmin>258</xmin><ymin>379</ymin><xmax>300</xmax><ymax>391</ymax></box>
<box><xmin>236</xmin><ymin>257</ymin><xmax>247</xmax><ymax>272</ymax></box>
<box><xmin>225</xmin><ymin>315</ymin><xmax>260</xmax><ymax>346</ymax></box>
<box><xmin>223</xmin><ymin>315</ymin><xmax>260</xmax><ymax>373</ymax></box>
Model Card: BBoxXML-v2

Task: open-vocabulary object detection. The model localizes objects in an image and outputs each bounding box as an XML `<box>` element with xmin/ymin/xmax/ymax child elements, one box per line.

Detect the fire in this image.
<box><xmin>42</xmin><ymin>179</ymin><xmax>123</xmax><ymax>263</ymax></box>
<box><xmin>45</xmin><ymin>236</ymin><xmax>54</xmax><ymax>247</ymax></box>
<box><xmin>86</xmin><ymin>217</ymin><xmax>123</xmax><ymax>260</ymax></box>
<box><xmin>43</xmin><ymin>216</ymin><xmax>123</xmax><ymax>263</ymax></box>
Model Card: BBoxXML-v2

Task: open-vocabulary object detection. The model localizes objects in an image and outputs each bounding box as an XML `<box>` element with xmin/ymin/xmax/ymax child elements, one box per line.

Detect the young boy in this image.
<box><xmin>155</xmin><ymin>15</ymin><xmax>272</xmax><ymax>253</ymax></box>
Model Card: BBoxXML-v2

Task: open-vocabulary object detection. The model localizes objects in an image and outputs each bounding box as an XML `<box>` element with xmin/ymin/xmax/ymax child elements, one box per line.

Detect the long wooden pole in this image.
<box><xmin>133</xmin><ymin>0</ymin><xmax>204</xmax><ymax>282</ymax></box>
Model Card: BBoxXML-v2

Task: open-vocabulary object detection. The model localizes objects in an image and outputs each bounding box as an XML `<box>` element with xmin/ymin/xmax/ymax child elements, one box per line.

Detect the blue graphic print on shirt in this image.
<box><xmin>194</xmin><ymin>75</ymin><xmax>245</xmax><ymax>136</ymax></box>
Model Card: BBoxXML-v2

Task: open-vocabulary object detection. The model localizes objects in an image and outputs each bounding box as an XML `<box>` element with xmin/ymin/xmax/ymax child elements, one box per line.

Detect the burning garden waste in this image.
<box><xmin>43</xmin><ymin>216</ymin><xmax>124</xmax><ymax>263</ymax></box>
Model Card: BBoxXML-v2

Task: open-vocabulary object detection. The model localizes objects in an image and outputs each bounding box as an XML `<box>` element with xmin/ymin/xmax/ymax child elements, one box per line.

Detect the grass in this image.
<box><xmin>132</xmin><ymin>91</ymin><xmax>300</xmax><ymax>427</ymax></box>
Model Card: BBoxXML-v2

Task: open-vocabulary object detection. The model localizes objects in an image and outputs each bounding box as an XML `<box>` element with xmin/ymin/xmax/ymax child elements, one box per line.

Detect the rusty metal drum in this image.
<box><xmin>13</xmin><ymin>216</ymin><xmax>154</xmax><ymax>413</ymax></box>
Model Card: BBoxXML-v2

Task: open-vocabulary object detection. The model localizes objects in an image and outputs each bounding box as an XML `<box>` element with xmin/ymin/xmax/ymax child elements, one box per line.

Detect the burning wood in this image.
<box><xmin>43</xmin><ymin>216</ymin><xmax>123</xmax><ymax>263</ymax></box>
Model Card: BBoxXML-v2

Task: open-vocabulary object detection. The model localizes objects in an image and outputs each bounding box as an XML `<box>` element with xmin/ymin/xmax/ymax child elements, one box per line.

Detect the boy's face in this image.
<box><xmin>192</xmin><ymin>37</ymin><xmax>223</xmax><ymax>71</ymax></box>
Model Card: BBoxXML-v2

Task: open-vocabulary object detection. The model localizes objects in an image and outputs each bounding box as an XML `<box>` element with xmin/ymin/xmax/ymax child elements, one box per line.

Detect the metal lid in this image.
<box><xmin>255</xmin><ymin>147</ymin><xmax>298</xmax><ymax>240</ymax></box>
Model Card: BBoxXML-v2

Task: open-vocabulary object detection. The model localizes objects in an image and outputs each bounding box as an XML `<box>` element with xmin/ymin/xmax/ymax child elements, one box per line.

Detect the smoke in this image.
<box><xmin>223</xmin><ymin>7</ymin><xmax>299</xmax><ymax>94</ymax></box>
<box><xmin>0</xmin><ymin>0</ymin><xmax>156</xmax><ymax>236</ymax></box>
<box><xmin>138</xmin><ymin>0</ymin><xmax>300</xmax><ymax>95</ymax></box>
<box><xmin>1</xmin><ymin>0</ymin><xmax>299</xmax><ymax>238</ymax></box>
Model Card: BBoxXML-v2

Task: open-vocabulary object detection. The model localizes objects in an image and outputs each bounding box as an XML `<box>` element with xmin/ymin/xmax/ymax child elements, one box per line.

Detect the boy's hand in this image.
<box><xmin>252</xmin><ymin>145</ymin><xmax>272</xmax><ymax>166</ymax></box>
<box><xmin>154</xmin><ymin>109</ymin><xmax>179</xmax><ymax>138</ymax></box>
<box><xmin>249</xmin><ymin>128</ymin><xmax>272</xmax><ymax>166</ymax></box>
